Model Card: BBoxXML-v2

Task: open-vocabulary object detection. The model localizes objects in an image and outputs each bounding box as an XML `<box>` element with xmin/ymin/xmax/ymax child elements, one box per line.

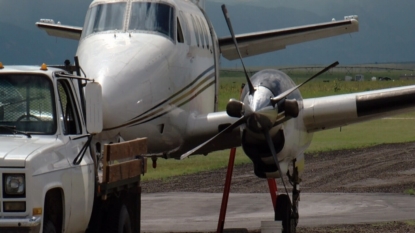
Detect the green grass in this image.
<box><xmin>406</xmin><ymin>220</ymin><xmax>415</xmax><ymax>225</ymax></box>
<box><xmin>143</xmin><ymin>150</ymin><xmax>251</xmax><ymax>181</ymax></box>
<box><xmin>404</xmin><ymin>189</ymin><xmax>415</xmax><ymax>195</ymax></box>
<box><xmin>143</xmin><ymin>68</ymin><xmax>415</xmax><ymax>181</ymax></box>
<box><xmin>308</xmin><ymin>116</ymin><xmax>415</xmax><ymax>152</ymax></box>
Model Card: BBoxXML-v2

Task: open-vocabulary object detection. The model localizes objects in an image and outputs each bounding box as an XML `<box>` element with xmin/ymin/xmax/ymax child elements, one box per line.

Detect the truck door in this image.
<box><xmin>57</xmin><ymin>79</ymin><xmax>94</xmax><ymax>232</ymax></box>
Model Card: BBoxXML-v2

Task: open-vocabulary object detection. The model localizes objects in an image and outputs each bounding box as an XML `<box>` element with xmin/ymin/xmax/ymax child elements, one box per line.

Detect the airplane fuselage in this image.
<box><xmin>74</xmin><ymin>0</ymin><xmax>315</xmax><ymax>177</ymax></box>
<box><xmin>76</xmin><ymin>0</ymin><xmax>222</xmax><ymax>156</ymax></box>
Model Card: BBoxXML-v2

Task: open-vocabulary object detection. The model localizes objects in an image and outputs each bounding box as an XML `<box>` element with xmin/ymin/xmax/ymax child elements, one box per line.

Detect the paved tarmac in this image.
<box><xmin>141</xmin><ymin>192</ymin><xmax>415</xmax><ymax>232</ymax></box>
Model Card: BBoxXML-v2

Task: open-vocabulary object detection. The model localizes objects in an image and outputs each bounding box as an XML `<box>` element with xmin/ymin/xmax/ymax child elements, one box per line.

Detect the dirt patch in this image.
<box><xmin>143</xmin><ymin>142</ymin><xmax>415</xmax><ymax>194</ymax></box>
<box><xmin>142</xmin><ymin>142</ymin><xmax>415</xmax><ymax>232</ymax></box>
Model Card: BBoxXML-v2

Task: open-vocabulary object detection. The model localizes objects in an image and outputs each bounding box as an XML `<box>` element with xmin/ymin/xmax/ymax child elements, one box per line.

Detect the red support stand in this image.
<box><xmin>216</xmin><ymin>147</ymin><xmax>237</xmax><ymax>233</ymax></box>
<box><xmin>267</xmin><ymin>178</ymin><xmax>278</xmax><ymax>211</ymax></box>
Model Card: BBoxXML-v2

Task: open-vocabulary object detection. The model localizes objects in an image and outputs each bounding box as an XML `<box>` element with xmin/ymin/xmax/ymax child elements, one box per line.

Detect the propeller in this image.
<box><xmin>221</xmin><ymin>4</ymin><xmax>255</xmax><ymax>95</ymax></box>
<box><xmin>271</xmin><ymin>61</ymin><xmax>339</xmax><ymax>107</ymax></box>
<box><xmin>181</xmin><ymin>5</ymin><xmax>339</xmax><ymax>165</ymax></box>
<box><xmin>263</xmin><ymin>127</ymin><xmax>289</xmax><ymax>195</ymax></box>
<box><xmin>180</xmin><ymin>116</ymin><xmax>248</xmax><ymax>160</ymax></box>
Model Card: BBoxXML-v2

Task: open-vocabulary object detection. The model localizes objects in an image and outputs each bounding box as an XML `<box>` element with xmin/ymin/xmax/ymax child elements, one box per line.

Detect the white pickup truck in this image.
<box><xmin>0</xmin><ymin>63</ymin><xmax>147</xmax><ymax>233</ymax></box>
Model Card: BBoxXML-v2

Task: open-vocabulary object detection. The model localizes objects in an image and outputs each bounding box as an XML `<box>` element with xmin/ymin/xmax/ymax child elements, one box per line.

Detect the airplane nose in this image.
<box><xmin>76</xmin><ymin>33</ymin><xmax>174</xmax><ymax>129</ymax></box>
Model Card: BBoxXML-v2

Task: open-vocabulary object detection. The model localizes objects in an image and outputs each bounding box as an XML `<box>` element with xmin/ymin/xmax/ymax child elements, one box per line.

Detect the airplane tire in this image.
<box><xmin>274</xmin><ymin>194</ymin><xmax>292</xmax><ymax>233</ymax></box>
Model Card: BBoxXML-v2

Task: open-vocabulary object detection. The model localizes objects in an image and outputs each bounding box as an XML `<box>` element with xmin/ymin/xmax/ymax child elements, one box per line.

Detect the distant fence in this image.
<box><xmin>221</xmin><ymin>66</ymin><xmax>415</xmax><ymax>80</ymax></box>
<box><xmin>222</xmin><ymin>66</ymin><xmax>415</xmax><ymax>74</ymax></box>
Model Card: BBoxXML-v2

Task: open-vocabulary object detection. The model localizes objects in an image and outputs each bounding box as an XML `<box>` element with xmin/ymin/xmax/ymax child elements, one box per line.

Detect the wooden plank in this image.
<box><xmin>101</xmin><ymin>138</ymin><xmax>148</xmax><ymax>183</ymax></box>
<box><xmin>104</xmin><ymin>141</ymin><xmax>131</xmax><ymax>162</ymax></box>
<box><xmin>128</xmin><ymin>138</ymin><xmax>148</xmax><ymax>157</ymax></box>
<box><xmin>106</xmin><ymin>159</ymin><xmax>142</xmax><ymax>183</ymax></box>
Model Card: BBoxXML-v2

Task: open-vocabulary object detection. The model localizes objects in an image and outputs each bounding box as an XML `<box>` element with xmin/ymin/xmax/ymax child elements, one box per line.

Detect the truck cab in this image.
<box><xmin>0</xmin><ymin>64</ymin><xmax>100</xmax><ymax>232</ymax></box>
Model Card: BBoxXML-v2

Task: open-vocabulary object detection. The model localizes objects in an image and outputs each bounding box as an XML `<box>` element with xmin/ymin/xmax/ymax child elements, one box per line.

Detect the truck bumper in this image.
<box><xmin>0</xmin><ymin>216</ymin><xmax>41</xmax><ymax>233</ymax></box>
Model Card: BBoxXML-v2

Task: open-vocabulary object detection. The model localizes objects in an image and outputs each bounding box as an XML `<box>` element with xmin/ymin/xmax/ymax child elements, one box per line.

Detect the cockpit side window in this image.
<box><xmin>81</xmin><ymin>2</ymin><xmax>127</xmax><ymax>39</ymax></box>
<box><xmin>177</xmin><ymin>18</ymin><xmax>184</xmax><ymax>43</ymax></box>
<box><xmin>129</xmin><ymin>2</ymin><xmax>174</xmax><ymax>40</ymax></box>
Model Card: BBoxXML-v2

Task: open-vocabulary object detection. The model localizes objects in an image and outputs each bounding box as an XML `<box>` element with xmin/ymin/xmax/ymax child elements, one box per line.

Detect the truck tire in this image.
<box><xmin>109</xmin><ymin>204</ymin><xmax>132</xmax><ymax>233</ymax></box>
<box><xmin>43</xmin><ymin>220</ymin><xmax>56</xmax><ymax>233</ymax></box>
<box><xmin>118</xmin><ymin>205</ymin><xmax>132</xmax><ymax>233</ymax></box>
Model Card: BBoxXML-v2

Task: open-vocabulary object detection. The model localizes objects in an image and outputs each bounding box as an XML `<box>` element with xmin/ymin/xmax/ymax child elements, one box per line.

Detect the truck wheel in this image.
<box><xmin>109</xmin><ymin>204</ymin><xmax>132</xmax><ymax>233</ymax></box>
<box><xmin>43</xmin><ymin>220</ymin><xmax>56</xmax><ymax>233</ymax></box>
<box><xmin>118</xmin><ymin>205</ymin><xmax>132</xmax><ymax>233</ymax></box>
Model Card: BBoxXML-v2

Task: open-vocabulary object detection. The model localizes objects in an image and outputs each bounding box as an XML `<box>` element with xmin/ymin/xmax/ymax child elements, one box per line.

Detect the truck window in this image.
<box><xmin>128</xmin><ymin>2</ymin><xmax>174</xmax><ymax>40</ymax></box>
<box><xmin>0</xmin><ymin>74</ymin><xmax>56</xmax><ymax>134</ymax></box>
<box><xmin>81</xmin><ymin>2</ymin><xmax>127</xmax><ymax>39</ymax></box>
<box><xmin>57</xmin><ymin>80</ymin><xmax>82</xmax><ymax>135</ymax></box>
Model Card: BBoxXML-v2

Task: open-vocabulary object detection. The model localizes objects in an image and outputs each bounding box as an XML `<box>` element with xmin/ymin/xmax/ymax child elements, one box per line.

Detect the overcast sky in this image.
<box><xmin>1</xmin><ymin>0</ymin><xmax>414</xmax><ymax>66</ymax></box>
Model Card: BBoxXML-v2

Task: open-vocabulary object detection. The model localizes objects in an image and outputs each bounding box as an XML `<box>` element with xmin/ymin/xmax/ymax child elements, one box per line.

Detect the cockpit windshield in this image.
<box><xmin>128</xmin><ymin>2</ymin><xmax>174</xmax><ymax>39</ymax></box>
<box><xmin>0</xmin><ymin>74</ymin><xmax>56</xmax><ymax>135</ymax></box>
<box><xmin>82</xmin><ymin>2</ymin><xmax>127</xmax><ymax>39</ymax></box>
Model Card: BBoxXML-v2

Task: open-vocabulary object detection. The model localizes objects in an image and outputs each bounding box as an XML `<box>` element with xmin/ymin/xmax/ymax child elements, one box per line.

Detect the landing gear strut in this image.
<box><xmin>274</xmin><ymin>159</ymin><xmax>301</xmax><ymax>233</ymax></box>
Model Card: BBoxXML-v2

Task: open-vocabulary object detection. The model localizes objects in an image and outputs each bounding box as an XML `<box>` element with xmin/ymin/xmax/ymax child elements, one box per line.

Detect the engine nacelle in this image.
<box><xmin>240</xmin><ymin>69</ymin><xmax>303</xmax><ymax>178</ymax></box>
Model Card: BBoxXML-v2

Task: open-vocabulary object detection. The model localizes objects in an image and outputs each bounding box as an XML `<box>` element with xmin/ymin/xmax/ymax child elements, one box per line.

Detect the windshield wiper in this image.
<box><xmin>0</xmin><ymin>125</ymin><xmax>31</xmax><ymax>138</ymax></box>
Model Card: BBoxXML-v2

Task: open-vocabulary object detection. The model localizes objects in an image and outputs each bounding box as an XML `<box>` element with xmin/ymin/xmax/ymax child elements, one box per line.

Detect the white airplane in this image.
<box><xmin>36</xmin><ymin>0</ymin><xmax>415</xmax><ymax>232</ymax></box>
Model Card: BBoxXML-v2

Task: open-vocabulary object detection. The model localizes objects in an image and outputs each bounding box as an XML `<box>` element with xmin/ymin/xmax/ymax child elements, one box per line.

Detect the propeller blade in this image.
<box><xmin>271</xmin><ymin>61</ymin><xmax>339</xmax><ymax>106</ymax></box>
<box><xmin>221</xmin><ymin>4</ymin><xmax>255</xmax><ymax>95</ymax></box>
<box><xmin>180</xmin><ymin>116</ymin><xmax>246</xmax><ymax>160</ymax></box>
<box><xmin>263</xmin><ymin>128</ymin><xmax>290</xmax><ymax>196</ymax></box>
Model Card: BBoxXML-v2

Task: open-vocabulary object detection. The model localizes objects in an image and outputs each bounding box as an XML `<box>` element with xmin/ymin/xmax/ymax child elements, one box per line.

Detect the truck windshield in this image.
<box><xmin>128</xmin><ymin>2</ymin><xmax>174</xmax><ymax>40</ymax></box>
<box><xmin>0</xmin><ymin>74</ymin><xmax>56</xmax><ymax>135</ymax></box>
<box><xmin>82</xmin><ymin>2</ymin><xmax>127</xmax><ymax>39</ymax></box>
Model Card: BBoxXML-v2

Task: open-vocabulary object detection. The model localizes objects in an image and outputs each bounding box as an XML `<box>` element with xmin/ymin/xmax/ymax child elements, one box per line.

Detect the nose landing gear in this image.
<box><xmin>273</xmin><ymin>159</ymin><xmax>301</xmax><ymax>233</ymax></box>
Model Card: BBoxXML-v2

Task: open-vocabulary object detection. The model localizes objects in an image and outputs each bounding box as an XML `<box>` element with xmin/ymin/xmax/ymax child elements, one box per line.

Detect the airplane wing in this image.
<box><xmin>182</xmin><ymin>111</ymin><xmax>241</xmax><ymax>155</ymax></box>
<box><xmin>36</xmin><ymin>21</ymin><xmax>82</xmax><ymax>40</ymax></box>
<box><xmin>219</xmin><ymin>16</ymin><xmax>359</xmax><ymax>60</ymax></box>
<box><xmin>303</xmin><ymin>85</ymin><xmax>415</xmax><ymax>133</ymax></box>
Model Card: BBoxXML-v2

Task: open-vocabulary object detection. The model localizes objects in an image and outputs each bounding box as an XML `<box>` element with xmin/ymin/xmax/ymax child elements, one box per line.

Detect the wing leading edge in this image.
<box><xmin>303</xmin><ymin>85</ymin><xmax>415</xmax><ymax>133</ymax></box>
<box><xmin>219</xmin><ymin>16</ymin><xmax>359</xmax><ymax>60</ymax></box>
<box><xmin>36</xmin><ymin>21</ymin><xmax>82</xmax><ymax>40</ymax></box>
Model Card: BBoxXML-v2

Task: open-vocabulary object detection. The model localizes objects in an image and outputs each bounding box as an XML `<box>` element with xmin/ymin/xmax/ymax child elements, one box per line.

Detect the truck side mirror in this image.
<box><xmin>85</xmin><ymin>82</ymin><xmax>103</xmax><ymax>134</ymax></box>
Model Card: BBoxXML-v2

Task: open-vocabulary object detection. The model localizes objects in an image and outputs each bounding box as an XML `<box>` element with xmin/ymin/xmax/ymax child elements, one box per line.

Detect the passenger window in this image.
<box><xmin>201</xmin><ymin>18</ymin><xmax>210</xmax><ymax>49</ymax></box>
<box><xmin>57</xmin><ymin>80</ymin><xmax>82</xmax><ymax>135</ymax></box>
<box><xmin>195</xmin><ymin>17</ymin><xmax>205</xmax><ymax>48</ymax></box>
<box><xmin>190</xmin><ymin>15</ymin><xmax>200</xmax><ymax>47</ymax></box>
<box><xmin>179</xmin><ymin>11</ymin><xmax>191</xmax><ymax>45</ymax></box>
<box><xmin>177</xmin><ymin>18</ymin><xmax>184</xmax><ymax>43</ymax></box>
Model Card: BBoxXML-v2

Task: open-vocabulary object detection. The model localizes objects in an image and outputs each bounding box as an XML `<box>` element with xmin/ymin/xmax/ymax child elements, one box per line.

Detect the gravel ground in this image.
<box><xmin>142</xmin><ymin>142</ymin><xmax>415</xmax><ymax>232</ymax></box>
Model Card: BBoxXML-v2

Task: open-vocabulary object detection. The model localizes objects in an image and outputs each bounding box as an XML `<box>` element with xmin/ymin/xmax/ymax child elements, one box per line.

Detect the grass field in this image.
<box><xmin>143</xmin><ymin>69</ymin><xmax>415</xmax><ymax>181</ymax></box>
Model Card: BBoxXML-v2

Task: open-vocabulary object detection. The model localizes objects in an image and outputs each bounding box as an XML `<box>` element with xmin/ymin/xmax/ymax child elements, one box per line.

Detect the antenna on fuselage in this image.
<box><xmin>221</xmin><ymin>4</ymin><xmax>255</xmax><ymax>95</ymax></box>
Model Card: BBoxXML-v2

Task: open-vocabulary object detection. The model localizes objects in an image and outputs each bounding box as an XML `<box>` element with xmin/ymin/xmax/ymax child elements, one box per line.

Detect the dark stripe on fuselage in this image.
<box><xmin>356</xmin><ymin>87</ymin><xmax>415</xmax><ymax>117</ymax></box>
<box><xmin>129</xmin><ymin>65</ymin><xmax>214</xmax><ymax>121</ymax></box>
<box><xmin>103</xmin><ymin>67</ymin><xmax>215</xmax><ymax>131</ymax></box>
<box><xmin>130</xmin><ymin>80</ymin><xmax>216</xmax><ymax>127</ymax></box>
